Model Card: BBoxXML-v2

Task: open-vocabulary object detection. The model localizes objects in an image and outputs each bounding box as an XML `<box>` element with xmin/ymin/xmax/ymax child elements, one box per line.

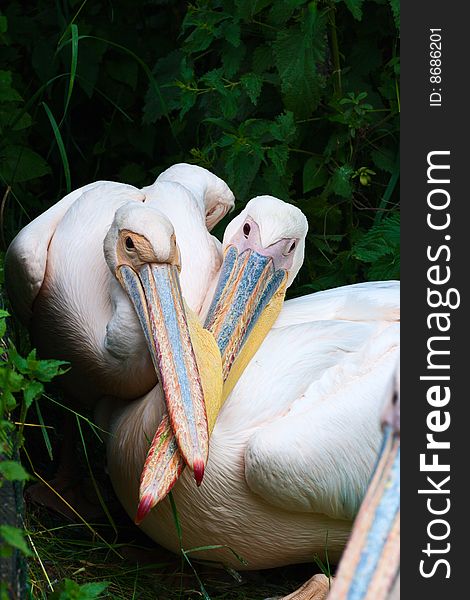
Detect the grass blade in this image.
<box><xmin>61</xmin><ymin>24</ymin><xmax>79</xmax><ymax>124</ymax></box>
<box><xmin>34</xmin><ymin>399</ymin><xmax>53</xmax><ymax>461</ymax></box>
<box><xmin>75</xmin><ymin>415</ymin><xmax>118</xmax><ymax>539</ymax></box>
<box><xmin>41</xmin><ymin>102</ymin><xmax>71</xmax><ymax>193</ymax></box>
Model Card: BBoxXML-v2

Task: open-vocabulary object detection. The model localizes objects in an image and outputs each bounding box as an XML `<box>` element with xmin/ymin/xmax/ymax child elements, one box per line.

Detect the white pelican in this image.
<box><xmin>5</xmin><ymin>165</ymin><xmax>234</xmax><ymax>405</ymax></box>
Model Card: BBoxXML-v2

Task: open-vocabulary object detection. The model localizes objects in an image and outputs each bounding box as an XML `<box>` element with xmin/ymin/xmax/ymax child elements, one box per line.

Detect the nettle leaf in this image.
<box><xmin>269</xmin><ymin>111</ymin><xmax>296</xmax><ymax>143</ymax></box>
<box><xmin>260</xmin><ymin>164</ymin><xmax>292</xmax><ymax>200</ymax></box>
<box><xmin>28</xmin><ymin>356</ymin><xmax>69</xmax><ymax>383</ymax></box>
<box><xmin>23</xmin><ymin>380</ymin><xmax>44</xmax><ymax>409</ymax></box>
<box><xmin>371</xmin><ymin>148</ymin><xmax>395</xmax><ymax>174</ymax></box>
<box><xmin>0</xmin><ymin>313</ymin><xmax>7</xmax><ymax>338</ymax></box>
<box><xmin>216</xmin><ymin>20</ymin><xmax>241</xmax><ymax>47</ymax></box>
<box><xmin>352</xmin><ymin>212</ymin><xmax>400</xmax><ymax>263</ymax></box>
<box><xmin>389</xmin><ymin>0</ymin><xmax>400</xmax><ymax>28</ymax></box>
<box><xmin>219</xmin><ymin>87</ymin><xmax>241</xmax><ymax>119</ymax></box>
<box><xmin>202</xmin><ymin>68</ymin><xmax>226</xmax><ymax>93</ymax></box>
<box><xmin>0</xmin><ymin>145</ymin><xmax>51</xmax><ymax>183</ymax></box>
<box><xmin>272</xmin><ymin>6</ymin><xmax>326</xmax><ymax>118</ymax></box>
<box><xmin>0</xmin><ymin>526</ymin><xmax>32</xmax><ymax>557</ymax></box>
<box><xmin>366</xmin><ymin>254</ymin><xmax>400</xmax><ymax>280</ymax></box>
<box><xmin>330</xmin><ymin>165</ymin><xmax>354</xmax><ymax>198</ymax></box>
<box><xmin>222</xmin><ymin>41</ymin><xmax>246</xmax><ymax>78</ymax></box>
<box><xmin>0</xmin><ymin>364</ymin><xmax>25</xmax><ymax>394</ymax></box>
<box><xmin>49</xmin><ymin>579</ymin><xmax>109</xmax><ymax>600</ymax></box>
<box><xmin>179</xmin><ymin>88</ymin><xmax>197</xmax><ymax>118</ymax></box>
<box><xmin>342</xmin><ymin>0</ymin><xmax>365</xmax><ymax>20</ymax></box>
<box><xmin>0</xmin><ymin>460</ymin><xmax>30</xmax><ymax>482</ymax></box>
<box><xmin>252</xmin><ymin>44</ymin><xmax>274</xmax><ymax>74</ymax></box>
<box><xmin>268</xmin><ymin>0</ymin><xmax>308</xmax><ymax>26</ymax></box>
<box><xmin>267</xmin><ymin>145</ymin><xmax>289</xmax><ymax>176</ymax></box>
<box><xmin>0</xmin><ymin>70</ymin><xmax>22</xmax><ymax>102</ymax></box>
<box><xmin>225</xmin><ymin>145</ymin><xmax>264</xmax><ymax>200</ymax></box>
<box><xmin>303</xmin><ymin>157</ymin><xmax>328</xmax><ymax>193</ymax></box>
<box><xmin>241</xmin><ymin>73</ymin><xmax>263</xmax><ymax>105</ymax></box>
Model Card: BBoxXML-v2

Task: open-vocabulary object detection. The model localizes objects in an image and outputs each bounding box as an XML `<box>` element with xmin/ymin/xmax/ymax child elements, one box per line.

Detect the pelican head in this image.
<box><xmin>205</xmin><ymin>195</ymin><xmax>308</xmax><ymax>381</ymax></box>
<box><xmin>104</xmin><ymin>202</ymin><xmax>209</xmax><ymax>484</ymax></box>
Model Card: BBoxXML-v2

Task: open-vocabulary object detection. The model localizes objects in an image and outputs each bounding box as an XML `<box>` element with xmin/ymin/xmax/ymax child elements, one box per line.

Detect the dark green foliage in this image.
<box><xmin>1</xmin><ymin>0</ymin><xmax>399</xmax><ymax>297</ymax></box>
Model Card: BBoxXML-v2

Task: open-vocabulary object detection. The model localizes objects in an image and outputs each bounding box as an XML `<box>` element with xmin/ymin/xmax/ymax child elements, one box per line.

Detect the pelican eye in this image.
<box><xmin>125</xmin><ymin>236</ymin><xmax>135</xmax><ymax>250</ymax></box>
<box><xmin>288</xmin><ymin>241</ymin><xmax>296</xmax><ymax>253</ymax></box>
<box><xmin>243</xmin><ymin>223</ymin><xmax>251</xmax><ymax>238</ymax></box>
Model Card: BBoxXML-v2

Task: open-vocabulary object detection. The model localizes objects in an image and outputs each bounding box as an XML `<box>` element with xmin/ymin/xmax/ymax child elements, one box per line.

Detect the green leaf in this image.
<box><xmin>7</xmin><ymin>344</ymin><xmax>28</xmax><ymax>374</ymax></box>
<box><xmin>0</xmin><ymin>526</ymin><xmax>32</xmax><ymax>557</ymax></box>
<box><xmin>222</xmin><ymin>41</ymin><xmax>246</xmax><ymax>78</ymax></box>
<box><xmin>23</xmin><ymin>380</ymin><xmax>44</xmax><ymax>409</ymax></box>
<box><xmin>303</xmin><ymin>157</ymin><xmax>328</xmax><ymax>193</ymax></box>
<box><xmin>272</xmin><ymin>8</ymin><xmax>326</xmax><ymax>118</ymax></box>
<box><xmin>330</xmin><ymin>165</ymin><xmax>354</xmax><ymax>198</ymax></box>
<box><xmin>0</xmin><ymin>311</ymin><xmax>7</xmax><ymax>338</ymax></box>
<box><xmin>0</xmin><ymin>146</ymin><xmax>51</xmax><ymax>183</ymax></box>
<box><xmin>241</xmin><ymin>73</ymin><xmax>263</xmax><ymax>105</ymax></box>
<box><xmin>217</xmin><ymin>21</ymin><xmax>241</xmax><ymax>47</ymax></box>
<box><xmin>49</xmin><ymin>579</ymin><xmax>109</xmax><ymax>600</ymax></box>
<box><xmin>0</xmin><ymin>364</ymin><xmax>25</xmax><ymax>393</ymax></box>
<box><xmin>268</xmin><ymin>0</ymin><xmax>307</xmax><ymax>26</ymax></box>
<box><xmin>342</xmin><ymin>0</ymin><xmax>365</xmax><ymax>20</ymax></box>
<box><xmin>0</xmin><ymin>460</ymin><xmax>30</xmax><ymax>482</ymax></box>
<box><xmin>269</xmin><ymin>111</ymin><xmax>296</xmax><ymax>143</ymax></box>
<box><xmin>267</xmin><ymin>145</ymin><xmax>289</xmax><ymax>176</ymax></box>
<box><xmin>0</xmin><ymin>15</ymin><xmax>7</xmax><ymax>34</ymax></box>
<box><xmin>389</xmin><ymin>0</ymin><xmax>400</xmax><ymax>28</ymax></box>
<box><xmin>352</xmin><ymin>213</ymin><xmax>400</xmax><ymax>263</ymax></box>
<box><xmin>371</xmin><ymin>148</ymin><xmax>395</xmax><ymax>174</ymax></box>
<box><xmin>29</xmin><ymin>357</ymin><xmax>69</xmax><ymax>383</ymax></box>
<box><xmin>0</xmin><ymin>70</ymin><xmax>22</xmax><ymax>102</ymax></box>
<box><xmin>184</xmin><ymin>26</ymin><xmax>214</xmax><ymax>53</ymax></box>
<box><xmin>252</xmin><ymin>44</ymin><xmax>274</xmax><ymax>75</ymax></box>
<box><xmin>220</xmin><ymin>88</ymin><xmax>241</xmax><ymax>120</ymax></box>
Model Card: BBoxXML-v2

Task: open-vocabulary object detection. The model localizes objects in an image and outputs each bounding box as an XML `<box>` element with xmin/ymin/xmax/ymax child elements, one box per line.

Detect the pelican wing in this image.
<box><xmin>243</xmin><ymin>317</ymin><xmax>399</xmax><ymax>522</ymax></box>
<box><xmin>5</xmin><ymin>181</ymin><xmax>107</xmax><ymax>325</ymax></box>
<box><xmin>273</xmin><ymin>281</ymin><xmax>400</xmax><ymax>329</ymax></box>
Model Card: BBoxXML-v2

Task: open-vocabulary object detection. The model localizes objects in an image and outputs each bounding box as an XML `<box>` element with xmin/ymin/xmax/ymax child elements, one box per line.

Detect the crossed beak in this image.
<box><xmin>204</xmin><ymin>245</ymin><xmax>287</xmax><ymax>377</ymax></box>
<box><xmin>118</xmin><ymin>262</ymin><xmax>208</xmax><ymax>485</ymax></box>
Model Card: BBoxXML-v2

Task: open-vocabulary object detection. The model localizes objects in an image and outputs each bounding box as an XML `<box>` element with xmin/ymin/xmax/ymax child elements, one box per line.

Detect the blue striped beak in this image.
<box><xmin>204</xmin><ymin>245</ymin><xmax>287</xmax><ymax>377</ymax></box>
<box><xmin>328</xmin><ymin>425</ymin><xmax>400</xmax><ymax>599</ymax></box>
<box><xmin>118</xmin><ymin>263</ymin><xmax>208</xmax><ymax>485</ymax></box>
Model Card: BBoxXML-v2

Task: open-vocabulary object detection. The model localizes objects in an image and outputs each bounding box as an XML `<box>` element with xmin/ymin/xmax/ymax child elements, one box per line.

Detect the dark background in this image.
<box><xmin>1</xmin><ymin>0</ymin><xmax>400</xmax><ymax>298</ymax></box>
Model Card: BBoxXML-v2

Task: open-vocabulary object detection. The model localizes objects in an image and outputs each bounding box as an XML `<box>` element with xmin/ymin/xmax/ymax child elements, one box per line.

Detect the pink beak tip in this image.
<box><xmin>135</xmin><ymin>494</ymin><xmax>154</xmax><ymax>526</ymax></box>
<box><xmin>193</xmin><ymin>458</ymin><xmax>205</xmax><ymax>487</ymax></box>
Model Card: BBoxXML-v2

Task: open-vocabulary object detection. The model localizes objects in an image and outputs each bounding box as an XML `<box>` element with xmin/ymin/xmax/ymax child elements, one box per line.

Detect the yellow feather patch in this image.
<box><xmin>186</xmin><ymin>304</ymin><xmax>223</xmax><ymax>434</ymax></box>
<box><xmin>222</xmin><ymin>278</ymin><xmax>287</xmax><ymax>401</ymax></box>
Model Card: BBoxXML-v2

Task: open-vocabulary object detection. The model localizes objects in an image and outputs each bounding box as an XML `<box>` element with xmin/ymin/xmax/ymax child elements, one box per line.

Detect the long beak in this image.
<box><xmin>204</xmin><ymin>245</ymin><xmax>287</xmax><ymax>378</ymax></box>
<box><xmin>328</xmin><ymin>426</ymin><xmax>400</xmax><ymax>599</ymax></box>
<box><xmin>118</xmin><ymin>263</ymin><xmax>208</xmax><ymax>485</ymax></box>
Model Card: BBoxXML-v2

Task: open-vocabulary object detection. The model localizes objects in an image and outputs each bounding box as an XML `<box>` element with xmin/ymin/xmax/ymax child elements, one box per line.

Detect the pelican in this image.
<box><xmin>5</xmin><ymin>166</ymin><xmax>238</xmax><ymax>487</ymax></box>
<box><xmin>5</xmin><ymin>165</ymin><xmax>234</xmax><ymax>405</ymax></box>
